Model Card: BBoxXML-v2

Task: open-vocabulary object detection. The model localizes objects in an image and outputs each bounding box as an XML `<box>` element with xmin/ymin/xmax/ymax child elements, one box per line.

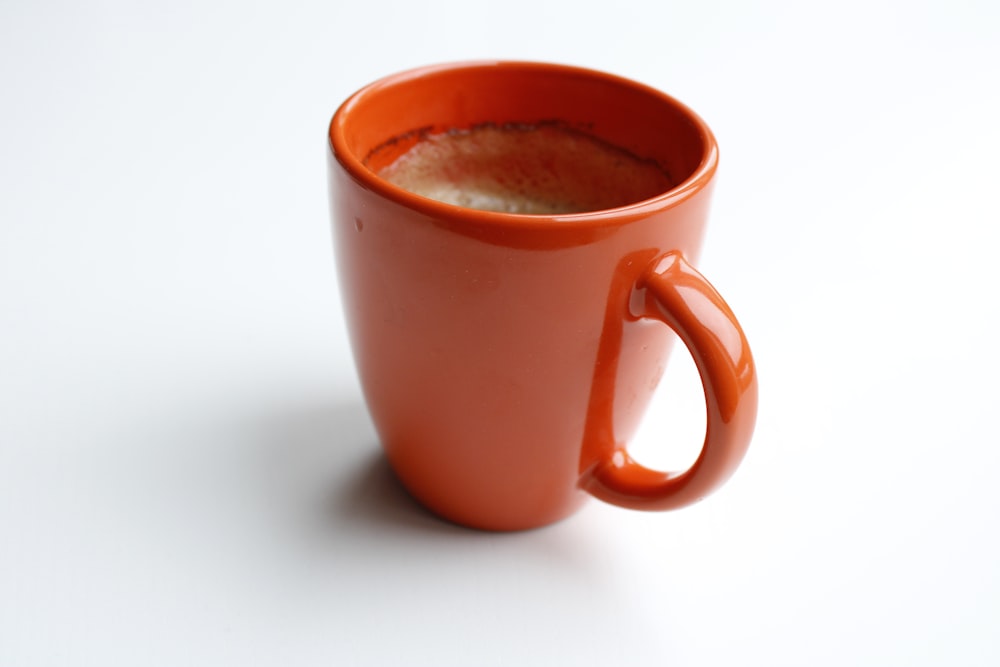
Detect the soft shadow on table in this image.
<box><xmin>249</xmin><ymin>397</ymin><xmax>668</xmax><ymax>660</ymax></box>
<box><xmin>254</xmin><ymin>396</ymin><xmax>612</xmax><ymax>568</ymax></box>
<box><xmin>256</xmin><ymin>397</ymin><xmax>471</xmax><ymax>538</ymax></box>
<box><xmin>97</xmin><ymin>394</ymin><xmax>670</xmax><ymax>660</ymax></box>
<box><xmin>330</xmin><ymin>445</ymin><xmax>464</xmax><ymax>535</ymax></box>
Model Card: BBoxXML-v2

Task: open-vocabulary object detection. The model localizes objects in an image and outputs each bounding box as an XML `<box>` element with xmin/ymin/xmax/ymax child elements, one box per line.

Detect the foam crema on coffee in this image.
<box><xmin>375</xmin><ymin>123</ymin><xmax>674</xmax><ymax>215</ymax></box>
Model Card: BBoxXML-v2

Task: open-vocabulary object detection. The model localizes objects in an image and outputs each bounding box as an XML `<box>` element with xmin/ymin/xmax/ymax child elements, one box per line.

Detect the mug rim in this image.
<box><xmin>329</xmin><ymin>60</ymin><xmax>719</xmax><ymax>228</ymax></box>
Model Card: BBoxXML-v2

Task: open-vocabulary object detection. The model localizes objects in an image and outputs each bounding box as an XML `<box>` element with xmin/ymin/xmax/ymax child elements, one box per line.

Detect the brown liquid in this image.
<box><xmin>376</xmin><ymin>124</ymin><xmax>673</xmax><ymax>214</ymax></box>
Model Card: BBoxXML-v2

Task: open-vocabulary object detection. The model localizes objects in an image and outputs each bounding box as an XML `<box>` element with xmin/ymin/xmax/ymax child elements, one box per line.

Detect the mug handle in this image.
<box><xmin>579</xmin><ymin>251</ymin><xmax>758</xmax><ymax>510</ymax></box>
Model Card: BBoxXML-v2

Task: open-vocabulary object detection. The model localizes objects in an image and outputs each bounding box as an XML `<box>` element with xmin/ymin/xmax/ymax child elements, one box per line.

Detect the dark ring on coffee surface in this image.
<box><xmin>364</xmin><ymin>119</ymin><xmax>673</xmax><ymax>185</ymax></box>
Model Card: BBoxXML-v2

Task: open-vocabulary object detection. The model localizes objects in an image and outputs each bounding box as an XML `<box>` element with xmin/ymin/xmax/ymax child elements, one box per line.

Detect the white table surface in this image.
<box><xmin>2</xmin><ymin>1</ymin><xmax>998</xmax><ymax>664</ymax></box>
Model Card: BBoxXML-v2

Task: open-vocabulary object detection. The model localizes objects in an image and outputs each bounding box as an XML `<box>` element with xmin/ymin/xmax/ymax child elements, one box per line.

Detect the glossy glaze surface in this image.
<box><xmin>329</xmin><ymin>61</ymin><xmax>757</xmax><ymax>530</ymax></box>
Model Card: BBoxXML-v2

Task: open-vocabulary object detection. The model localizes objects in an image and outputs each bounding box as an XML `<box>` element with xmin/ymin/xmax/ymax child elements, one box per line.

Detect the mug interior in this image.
<box><xmin>331</xmin><ymin>62</ymin><xmax>715</xmax><ymax>208</ymax></box>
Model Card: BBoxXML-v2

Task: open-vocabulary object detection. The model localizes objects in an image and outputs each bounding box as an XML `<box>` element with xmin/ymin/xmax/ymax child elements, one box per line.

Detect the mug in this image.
<box><xmin>328</xmin><ymin>61</ymin><xmax>757</xmax><ymax>531</ymax></box>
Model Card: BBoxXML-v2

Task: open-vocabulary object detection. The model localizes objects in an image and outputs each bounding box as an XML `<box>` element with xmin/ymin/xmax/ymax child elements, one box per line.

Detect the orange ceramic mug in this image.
<box><xmin>328</xmin><ymin>61</ymin><xmax>758</xmax><ymax>531</ymax></box>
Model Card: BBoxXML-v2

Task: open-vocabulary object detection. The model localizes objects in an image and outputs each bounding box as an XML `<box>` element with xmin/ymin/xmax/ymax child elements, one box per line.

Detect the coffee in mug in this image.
<box><xmin>374</xmin><ymin>123</ymin><xmax>673</xmax><ymax>214</ymax></box>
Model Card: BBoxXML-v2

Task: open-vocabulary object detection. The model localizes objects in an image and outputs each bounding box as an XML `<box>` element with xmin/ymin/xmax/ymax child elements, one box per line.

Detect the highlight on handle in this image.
<box><xmin>579</xmin><ymin>251</ymin><xmax>758</xmax><ymax>510</ymax></box>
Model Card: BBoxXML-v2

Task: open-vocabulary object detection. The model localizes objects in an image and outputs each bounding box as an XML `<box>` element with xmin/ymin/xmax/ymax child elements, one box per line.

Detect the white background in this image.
<box><xmin>2</xmin><ymin>0</ymin><xmax>998</xmax><ymax>664</ymax></box>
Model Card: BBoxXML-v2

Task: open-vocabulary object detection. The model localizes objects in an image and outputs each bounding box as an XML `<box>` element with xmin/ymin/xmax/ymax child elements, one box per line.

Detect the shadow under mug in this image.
<box><xmin>328</xmin><ymin>61</ymin><xmax>758</xmax><ymax>531</ymax></box>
